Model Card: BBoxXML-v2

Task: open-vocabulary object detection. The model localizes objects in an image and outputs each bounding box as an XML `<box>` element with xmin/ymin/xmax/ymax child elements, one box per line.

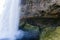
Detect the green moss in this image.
<box><xmin>24</xmin><ymin>23</ymin><xmax>39</xmax><ymax>31</ymax></box>
<box><xmin>40</xmin><ymin>26</ymin><xmax>60</xmax><ymax>40</ymax></box>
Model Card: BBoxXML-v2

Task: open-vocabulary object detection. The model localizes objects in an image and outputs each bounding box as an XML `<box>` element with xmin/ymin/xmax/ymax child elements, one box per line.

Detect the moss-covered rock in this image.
<box><xmin>40</xmin><ymin>26</ymin><xmax>60</xmax><ymax>40</ymax></box>
<box><xmin>24</xmin><ymin>23</ymin><xmax>39</xmax><ymax>31</ymax></box>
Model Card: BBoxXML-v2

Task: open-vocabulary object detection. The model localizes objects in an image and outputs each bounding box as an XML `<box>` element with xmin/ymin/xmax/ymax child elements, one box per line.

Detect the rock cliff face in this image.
<box><xmin>19</xmin><ymin>0</ymin><xmax>60</xmax><ymax>40</ymax></box>
<box><xmin>21</xmin><ymin>0</ymin><xmax>60</xmax><ymax>19</ymax></box>
<box><xmin>20</xmin><ymin>0</ymin><xmax>60</xmax><ymax>28</ymax></box>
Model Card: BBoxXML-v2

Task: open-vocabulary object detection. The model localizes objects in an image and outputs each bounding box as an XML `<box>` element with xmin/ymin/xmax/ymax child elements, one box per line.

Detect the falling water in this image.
<box><xmin>0</xmin><ymin>0</ymin><xmax>24</xmax><ymax>40</ymax></box>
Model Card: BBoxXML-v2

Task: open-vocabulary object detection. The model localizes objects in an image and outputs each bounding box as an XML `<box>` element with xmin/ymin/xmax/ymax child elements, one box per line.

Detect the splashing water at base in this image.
<box><xmin>0</xmin><ymin>0</ymin><xmax>24</xmax><ymax>40</ymax></box>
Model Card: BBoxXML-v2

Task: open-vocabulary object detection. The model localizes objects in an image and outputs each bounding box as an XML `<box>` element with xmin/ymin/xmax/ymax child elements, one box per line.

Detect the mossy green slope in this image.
<box><xmin>40</xmin><ymin>26</ymin><xmax>60</xmax><ymax>40</ymax></box>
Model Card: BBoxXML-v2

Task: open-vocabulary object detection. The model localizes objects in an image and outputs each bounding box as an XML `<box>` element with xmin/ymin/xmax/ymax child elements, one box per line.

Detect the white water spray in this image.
<box><xmin>0</xmin><ymin>0</ymin><xmax>21</xmax><ymax>40</ymax></box>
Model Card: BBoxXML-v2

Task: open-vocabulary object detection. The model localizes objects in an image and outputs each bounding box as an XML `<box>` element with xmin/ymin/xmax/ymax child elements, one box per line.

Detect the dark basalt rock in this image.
<box><xmin>20</xmin><ymin>0</ymin><xmax>60</xmax><ymax>28</ymax></box>
<box><xmin>21</xmin><ymin>0</ymin><xmax>60</xmax><ymax>19</ymax></box>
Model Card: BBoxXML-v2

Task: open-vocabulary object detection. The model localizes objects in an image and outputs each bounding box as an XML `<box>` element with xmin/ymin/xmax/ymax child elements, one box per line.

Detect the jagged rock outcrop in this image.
<box><xmin>20</xmin><ymin>0</ymin><xmax>60</xmax><ymax>27</ymax></box>
<box><xmin>21</xmin><ymin>0</ymin><xmax>60</xmax><ymax>19</ymax></box>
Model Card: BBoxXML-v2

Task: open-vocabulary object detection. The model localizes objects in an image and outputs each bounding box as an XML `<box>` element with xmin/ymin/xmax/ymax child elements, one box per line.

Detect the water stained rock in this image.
<box><xmin>20</xmin><ymin>0</ymin><xmax>60</xmax><ymax>19</ymax></box>
<box><xmin>19</xmin><ymin>0</ymin><xmax>60</xmax><ymax>40</ymax></box>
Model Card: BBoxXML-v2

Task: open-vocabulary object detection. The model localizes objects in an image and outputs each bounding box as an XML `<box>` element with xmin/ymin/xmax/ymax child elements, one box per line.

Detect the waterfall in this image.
<box><xmin>0</xmin><ymin>0</ymin><xmax>23</xmax><ymax>40</ymax></box>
